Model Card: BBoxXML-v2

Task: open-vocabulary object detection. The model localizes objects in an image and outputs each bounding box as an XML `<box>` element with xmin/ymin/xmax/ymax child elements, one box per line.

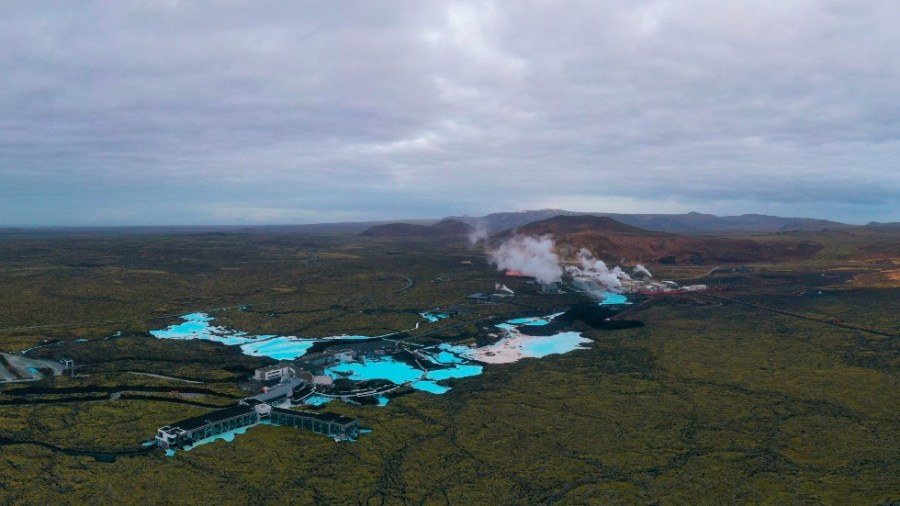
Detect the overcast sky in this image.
<box><xmin>1</xmin><ymin>1</ymin><xmax>898</xmax><ymax>226</ymax></box>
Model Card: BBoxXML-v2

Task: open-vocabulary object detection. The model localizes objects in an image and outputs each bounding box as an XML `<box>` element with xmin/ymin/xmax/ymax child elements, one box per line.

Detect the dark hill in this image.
<box><xmin>511</xmin><ymin>215</ymin><xmax>665</xmax><ymax>236</ymax></box>
<box><xmin>497</xmin><ymin>215</ymin><xmax>822</xmax><ymax>265</ymax></box>
<box><xmin>450</xmin><ymin>209</ymin><xmax>847</xmax><ymax>235</ymax></box>
<box><xmin>361</xmin><ymin>219</ymin><xmax>473</xmax><ymax>238</ymax></box>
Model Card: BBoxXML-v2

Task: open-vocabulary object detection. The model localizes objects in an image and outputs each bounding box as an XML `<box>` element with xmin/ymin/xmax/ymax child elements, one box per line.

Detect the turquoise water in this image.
<box><xmin>431</xmin><ymin>349</ymin><xmax>466</xmax><ymax>364</ymax></box>
<box><xmin>420</xmin><ymin>312</ymin><xmax>449</xmax><ymax>323</ymax></box>
<box><xmin>240</xmin><ymin>337</ymin><xmax>315</xmax><ymax>360</ymax></box>
<box><xmin>27</xmin><ymin>368</ymin><xmax>39</xmax><ymax>374</ymax></box>
<box><xmin>302</xmin><ymin>395</ymin><xmax>332</xmax><ymax>406</ymax></box>
<box><xmin>150</xmin><ymin>313</ymin><xmax>259</xmax><ymax>346</ymax></box>
<box><xmin>599</xmin><ymin>292</ymin><xmax>630</xmax><ymax>305</ymax></box>
<box><xmin>181</xmin><ymin>426</ymin><xmax>250</xmax><ymax>452</ymax></box>
<box><xmin>376</xmin><ymin>396</ymin><xmax>389</xmax><ymax>406</ymax></box>
<box><xmin>520</xmin><ymin>331</ymin><xmax>592</xmax><ymax>357</ymax></box>
<box><xmin>327</xmin><ymin>357</ymin><xmax>423</xmax><ymax>384</ymax></box>
<box><xmin>507</xmin><ymin>317</ymin><xmax>550</xmax><ymax>326</ymax></box>
<box><xmin>412</xmin><ymin>381</ymin><xmax>450</xmax><ymax>394</ymax></box>
<box><xmin>324</xmin><ymin>353</ymin><xmax>483</xmax><ymax>398</ymax></box>
<box><xmin>152</xmin><ymin>311</ymin><xmax>592</xmax><ymax>406</ymax></box>
<box><xmin>151</xmin><ymin>313</ymin><xmax>369</xmax><ymax>360</ymax></box>
<box><xmin>425</xmin><ymin>364</ymin><xmax>483</xmax><ymax>381</ymax></box>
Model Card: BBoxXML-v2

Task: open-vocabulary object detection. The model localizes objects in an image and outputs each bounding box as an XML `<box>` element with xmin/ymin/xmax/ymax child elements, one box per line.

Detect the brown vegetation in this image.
<box><xmin>507</xmin><ymin>215</ymin><xmax>824</xmax><ymax>264</ymax></box>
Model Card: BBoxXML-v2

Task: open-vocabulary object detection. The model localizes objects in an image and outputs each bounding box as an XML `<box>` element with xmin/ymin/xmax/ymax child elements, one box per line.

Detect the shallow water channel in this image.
<box><xmin>149</xmin><ymin>308</ymin><xmax>608</xmax><ymax>400</ymax></box>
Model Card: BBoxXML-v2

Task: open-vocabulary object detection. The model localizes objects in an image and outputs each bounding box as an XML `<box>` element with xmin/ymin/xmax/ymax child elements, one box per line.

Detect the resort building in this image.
<box><xmin>269</xmin><ymin>408</ymin><xmax>359</xmax><ymax>440</ymax></box>
<box><xmin>253</xmin><ymin>363</ymin><xmax>296</xmax><ymax>381</ymax></box>
<box><xmin>241</xmin><ymin>377</ymin><xmax>303</xmax><ymax>406</ymax></box>
<box><xmin>155</xmin><ymin>405</ymin><xmax>258</xmax><ymax>450</ymax></box>
<box><xmin>155</xmin><ymin>402</ymin><xmax>360</xmax><ymax>450</ymax></box>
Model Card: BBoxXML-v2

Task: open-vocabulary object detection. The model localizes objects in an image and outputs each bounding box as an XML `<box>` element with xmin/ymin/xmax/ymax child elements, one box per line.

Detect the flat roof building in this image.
<box><xmin>242</xmin><ymin>377</ymin><xmax>303</xmax><ymax>406</ymax></box>
<box><xmin>270</xmin><ymin>408</ymin><xmax>359</xmax><ymax>441</ymax></box>
<box><xmin>253</xmin><ymin>363</ymin><xmax>296</xmax><ymax>381</ymax></box>
<box><xmin>156</xmin><ymin>405</ymin><xmax>258</xmax><ymax>450</ymax></box>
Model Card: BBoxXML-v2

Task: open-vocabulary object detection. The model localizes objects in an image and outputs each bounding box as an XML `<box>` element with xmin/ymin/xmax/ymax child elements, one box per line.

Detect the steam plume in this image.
<box><xmin>495</xmin><ymin>283</ymin><xmax>515</xmax><ymax>295</ymax></box>
<box><xmin>489</xmin><ymin>235</ymin><xmax>563</xmax><ymax>284</ymax></box>
<box><xmin>566</xmin><ymin>248</ymin><xmax>631</xmax><ymax>290</ymax></box>
<box><xmin>633</xmin><ymin>264</ymin><xmax>652</xmax><ymax>278</ymax></box>
<box><xmin>468</xmin><ymin>220</ymin><xmax>489</xmax><ymax>246</ymax></box>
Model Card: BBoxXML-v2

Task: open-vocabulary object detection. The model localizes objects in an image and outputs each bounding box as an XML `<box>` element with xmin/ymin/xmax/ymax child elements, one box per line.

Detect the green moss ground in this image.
<box><xmin>0</xmin><ymin>231</ymin><xmax>896</xmax><ymax>504</ymax></box>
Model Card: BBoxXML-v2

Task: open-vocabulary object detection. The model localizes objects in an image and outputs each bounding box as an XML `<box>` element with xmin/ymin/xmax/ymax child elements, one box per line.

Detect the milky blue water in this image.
<box><xmin>376</xmin><ymin>396</ymin><xmax>389</xmax><ymax>406</ymax></box>
<box><xmin>507</xmin><ymin>317</ymin><xmax>550</xmax><ymax>326</ymax></box>
<box><xmin>323</xmin><ymin>354</ymin><xmax>482</xmax><ymax>395</ymax></box>
<box><xmin>164</xmin><ymin>426</ymin><xmax>252</xmax><ymax>456</ymax></box>
<box><xmin>151</xmin><ymin>313</ymin><xmax>369</xmax><ymax>361</ymax></box>
<box><xmin>240</xmin><ymin>337</ymin><xmax>315</xmax><ymax>360</ymax></box>
<box><xmin>599</xmin><ymin>292</ymin><xmax>630</xmax><ymax>305</ymax></box>
<box><xmin>429</xmin><ymin>349</ymin><xmax>467</xmax><ymax>364</ymax></box>
<box><xmin>425</xmin><ymin>364</ymin><xmax>483</xmax><ymax>381</ymax></box>
<box><xmin>327</xmin><ymin>357</ymin><xmax>423</xmax><ymax>384</ymax></box>
<box><xmin>520</xmin><ymin>331</ymin><xmax>592</xmax><ymax>357</ymax></box>
<box><xmin>301</xmin><ymin>395</ymin><xmax>332</xmax><ymax>406</ymax></box>
<box><xmin>412</xmin><ymin>381</ymin><xmax>450</xmax><ymax>394</ymax></box>
<box><xmin>420</xmin><ymin>312</ymin><xmax>449</xmax><ymax>323</ymax></box>
<box><xmin>151</xmin><ymin>310</ymin><xmax>593</xmax><ymax>406</ymax></box>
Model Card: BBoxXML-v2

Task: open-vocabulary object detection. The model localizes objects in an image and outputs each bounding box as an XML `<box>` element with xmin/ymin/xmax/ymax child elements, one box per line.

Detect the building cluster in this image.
<box><xmin>155</xmin><ymin>358</ymin><xmax>367</xmax><ymax>451</ymax></box>
<box><xmin>618</xmin><ymin>278</ymin><xmax>709</xmax><ymax>294</ymax></box>
<box><xmin>155</xmin><ymin>403</ymin><xmax>359</xmax><ymax>450</ymax></box>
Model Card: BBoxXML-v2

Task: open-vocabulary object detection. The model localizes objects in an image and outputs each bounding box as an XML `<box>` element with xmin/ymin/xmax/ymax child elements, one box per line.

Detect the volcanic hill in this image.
<box><xmin>450</xmin><ymin>209</ymin><xmax>848</xmax><ymax>234</ymax></box>
<box><xmin>505</xmin><ymin>215</ymin><xmax>823</xmax><ymax>264</ymax></box>
<box><xmin>360</xmin><ymin>219</ymin><xmax>474</xmax><ymax>238</ymax></box>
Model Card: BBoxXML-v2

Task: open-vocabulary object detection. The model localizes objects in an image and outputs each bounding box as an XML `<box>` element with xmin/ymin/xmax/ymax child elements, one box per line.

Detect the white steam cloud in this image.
<box><xmin>489</xmin><ymin>235</ymin><xmax>563</xmax><ymax>284</ymax></box>
<box><xmin>488</xmin><ymin>238</ymin><xmax>641</xmax><ymax>294</ymax></box>
<box><xmin>633</xmin><ymin>264</ymin><xmax>653</xmax><ymax>278</ymax></box>
<box><xmin>468</xmin><ymin>220</ymin><xmax>489</xmax><ymax>246</ymax></box>
<box><xmin>565</xmin><ymin>248</ymin><xmax>632</xmax><ymax>291</ymax></box>
<box><xmin>495</xmin><ymin>283</ymin><xmax>515</xmax><ymax>295</ymax></box>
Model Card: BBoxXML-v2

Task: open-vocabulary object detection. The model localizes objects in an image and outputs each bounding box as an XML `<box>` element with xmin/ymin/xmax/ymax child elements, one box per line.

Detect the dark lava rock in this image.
<box><xmin>554</xmin><ymin>303</ymin><xmax>644</xmax><ymax>330</ymax></box>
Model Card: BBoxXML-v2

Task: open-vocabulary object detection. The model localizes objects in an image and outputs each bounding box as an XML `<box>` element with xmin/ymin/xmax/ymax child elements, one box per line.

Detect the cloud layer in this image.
<box><xmin>1</xmin><ymin>1</ymin><xmax>898</xmax><ymax>225</ymax></box>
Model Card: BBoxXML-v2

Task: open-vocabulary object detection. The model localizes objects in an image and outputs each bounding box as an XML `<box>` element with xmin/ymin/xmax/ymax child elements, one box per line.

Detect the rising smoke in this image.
<box><xmin>489</xmin><ymin>235</ymin><xmax>563</xmax><ymax>285</ymax></box>
<box><xmin>633</xmin><ymin>264</ymin><xmax>653</xmax><ymax>278</ymax></box>
<box><xmin>565</xmin><ymin>248</ymin><xmax>632</xmax><ymax>290</ymax></box>
<box><xmin>467</xmin><ymin>220</ymin><xmax>489</xmax><ymax>246</ymax></box>
<box><xmin>494</xmin><ymin>283</ymin><xmax>515</xmax><ymax>295</ymax></box>
<box><xmin>488</xmin><ymin>237</ymin><xmax>636</xmax><ymax>292</ymax></box>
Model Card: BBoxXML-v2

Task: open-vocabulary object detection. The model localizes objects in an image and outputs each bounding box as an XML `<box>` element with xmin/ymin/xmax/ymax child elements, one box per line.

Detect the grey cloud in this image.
<box><xmin>0</xmin><ymin>1</ymin><xmax>898</xmax><ymax>225</ymax></box>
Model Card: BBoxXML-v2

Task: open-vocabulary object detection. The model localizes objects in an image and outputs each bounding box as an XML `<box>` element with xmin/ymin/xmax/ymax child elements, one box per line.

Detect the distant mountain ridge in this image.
<box><xmin>450</xmin><ymin>209</ymin><xmax>848</xmax><ymax>234</ymax></box>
